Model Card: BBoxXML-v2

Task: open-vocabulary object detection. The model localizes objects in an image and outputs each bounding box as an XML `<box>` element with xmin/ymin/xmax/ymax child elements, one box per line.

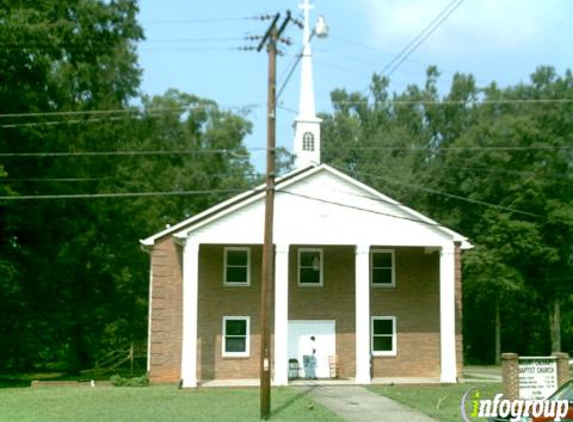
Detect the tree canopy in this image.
<box><xmin>0</xmin><ymin>1</ymin><xmax>255</xmax><ymax>371</ymax></box>
<box><xmin>1</xmin><ymin>1</ymin><xmax>572</xmax><ymax>372</ymax></box>
<box><xmin>321</xmin><ymin>66</ymin><xmax>573</xmax><ymax>362</ymax></box>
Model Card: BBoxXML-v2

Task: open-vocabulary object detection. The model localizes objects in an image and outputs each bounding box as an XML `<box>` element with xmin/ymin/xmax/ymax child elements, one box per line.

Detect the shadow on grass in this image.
<box><xmin>270</xmin><ymin>385</ymin><xmax>317</xmax><ymax>418</ymax></box>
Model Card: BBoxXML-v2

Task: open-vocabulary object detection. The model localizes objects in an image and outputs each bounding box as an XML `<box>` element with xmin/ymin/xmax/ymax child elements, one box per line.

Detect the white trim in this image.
<box><xmin>222</xmin><ymin>316</ymin><xmax>250</xmax><ymax>358</ymax></box>
<box><xmin>371</xmin><ymin>316</ymin><xmax>397</xmax><ymax>357</ymax></box>
<box><xmin>181</xmin><ymin>241</ymin><xmax>199</xmax><ymax>388</ymax></box>
<box><xmin>370</xmin><ymin>249</ymin><xmax>396</xmax><ymax>288</ymax></box>
<box><xmin>439</xmin><ymin>244</ymin><xmax>457</xmax><ymax>382</ymax></box>
<box><xmin>273</xmin><ymin>244</ymin><xmax>290</xmax><ymax>386</ymax></box>
<box><xmin>355</xmin><ymin>244</ymin><xmax>371</xmax><ymax>384</ymax></box>
<box><xmin>297</xmin><ymin>248</ymin><xmax>324</xmax><ymax>287</ymax></box>
<box><xmin>223</xmin><ymin>247</ymin><xmax>251</xmax><ymax>286</ymax></box>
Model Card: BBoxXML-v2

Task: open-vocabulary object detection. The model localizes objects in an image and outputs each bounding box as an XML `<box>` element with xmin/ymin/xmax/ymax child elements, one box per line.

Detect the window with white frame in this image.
<box><xmin>371</xmin><ymin>316</ymin><xmax>396</xmax><ymax>356</ymax></box>
<box><xmin>224</xmin><ymin>247</ymin><xmax>250</xmax><ymax>286</ymax></box>
<box><xmin>371</xmin><ymin>249</ymin><xmax>395</xmax><ymax>287</ymax></box>
<box><xmin>298</xmin><ymin>248</ymin><xmax>323</xmax><ymax>286</ymax></box>
<box><xmin>222</xmin><ymin>316</ymin><xmax>250</xmax><ymax>357</ymax></box>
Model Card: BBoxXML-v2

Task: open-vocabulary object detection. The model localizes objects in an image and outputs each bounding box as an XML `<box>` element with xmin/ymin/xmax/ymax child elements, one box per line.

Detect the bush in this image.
<box><xmin>110</xmin><ymin>374</ymin><xmax>149</xmax><ymax>387</ymax></box>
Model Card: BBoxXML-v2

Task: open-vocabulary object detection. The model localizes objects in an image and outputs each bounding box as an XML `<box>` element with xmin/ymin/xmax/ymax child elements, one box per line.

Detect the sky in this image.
<box><xmin>136</xmin><ymin>0</ymin><xmax>573</xmax><ymax>171</ymax></box>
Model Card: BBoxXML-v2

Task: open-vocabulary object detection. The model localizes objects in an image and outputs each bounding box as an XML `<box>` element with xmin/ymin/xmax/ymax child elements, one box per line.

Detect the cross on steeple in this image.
<box><xmin>299</xmin><ymin>0</ymin><xmax>314</xmax><ymax>45</ymax></box>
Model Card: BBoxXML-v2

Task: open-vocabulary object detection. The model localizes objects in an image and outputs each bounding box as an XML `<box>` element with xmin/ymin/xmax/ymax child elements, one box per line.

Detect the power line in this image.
<box><xmin>8</xmin><ymin>45</ymin><xmax>245</xmax><ymax>53</ymax></box>
<box><xmin>2</xmin><ymin>44</ymin><xmax>243</xmax><ymax>53</ymax></box>
<box><xmin>138</xmin><ymin>46</ymin><xmax>240</xmax><ymax>52</ymax></box>
<box><xmin>326</xmin><ymin>35</ymin><xmax>492</xmax><ymax>88</ymax></box>
<box><xmin>3</xmin><ymin>171</ymin><xmax>261</xmax><ymax>183</ymax></box>
<box><xmin>315</xmin><ymin>47</ymin><xmax>410</xmax><ymax>72</ymax></box>
<box><xmin>141</xmin><ymin>15</ymin><xmax>268</xmax><ymax>25</ymax></box>
<box><xmin>0</xmin><ymin>104</ymin><xmax>260</xmax><ymax>119</ymax></box>
<box><xmin>382</xmin><ymin>0</ymin><xmax>467</xmax><ymax>77</ymax></box>
<box><xmin>314</xmin><ymin>59</ymin><xmax>372</xmax><ymax>78</ymax></box>
<box><xmin>319</xmin><ymin>170</ymin><xmax>542</xmax><ymax>220</ymax></box>
<box><xmin>329</xmin><ymin>98</ymin><xmax>573</xmax><ymax>106</ymax></box>
<box><xmin>277</xmin><ymin>104</ymin><xmax>298</xmax><ymax>115</ymax></box>
<box><xmin>2</xmin><ymin>96</ymin><xmax>569</xmax><ymax>124</ymax></box>
<box><xmin>0</xmin><ymin>148</ymin><xmax>266</xmax><ymax>158</ymax></box>
<box><xmin>5</xmin><ymin>15</ymin><xmax>258</xmax><ymax>28</ymax></box>
<box><xmin>0</xmin><ymin>103</ymin><xmax>262</xmax><ymax>129</ymax></box>
<box><xmin>434</xmin><ymin>163</ymin><xmax>572</xmax><ymax>183</ymax></box>
<box><xmin>1</xmin><ymin>116</ymin><xmax>129</xmax><ymax>129</ymax></box>
<box><xmin>279</xmin><ymin>98</ymin><xmax>573</xmax><ymax>117</ymax></box>
<box><xmin>0</xmin><ymin>188</ymin><xmax>255</xmax><ymax>201</ymax></box>
<box><xmin>329</xmin><ymin>35</ymin><xmax>419</xmax><ymax>64</ymax></box>
<box><xmin>329</xmin><ymin>145</ymin><xmax>573</xmax><ymax>152</ymax></box>
<box><xmin>0</xmin><ymin>38</ymin><xmax>243</xmax><ymax>50</ymax></box>
<box><xmin>346</xmin><ymin>169</ymin><xmax>540</xmax><ymax>218</ymax></box>
<box><xmin>280</xmin><ymin>189</ymin><xmax>447</xmax><ymax>229</ymax></box>
<box><xmin>140</xmin><ymin>37</ymin><xmax>243</xmax><ymax>44</ymax></box>
<box><xmin>277</xmin><ymin>46</ymin><xmax>304</xmax><ymax>101</ymax></box>
<box><xmin>4</xmin><ymin>178</ymin><xmax>103</xmax><ymax>182</ymax></box>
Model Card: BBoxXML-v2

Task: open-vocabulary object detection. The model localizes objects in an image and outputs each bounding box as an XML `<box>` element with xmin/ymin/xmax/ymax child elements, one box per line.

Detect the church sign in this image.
<box><xmin>518</xmin><ymin>357</ymin><xmax>558</xmax><ymax>400</ymax></box>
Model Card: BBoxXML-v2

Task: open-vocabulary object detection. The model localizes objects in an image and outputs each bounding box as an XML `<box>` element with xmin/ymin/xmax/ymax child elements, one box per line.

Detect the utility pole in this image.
<box><xmin>257</xmin><ymin>11</ymin><xmax>291</xmax><ymax>420</ymax></box>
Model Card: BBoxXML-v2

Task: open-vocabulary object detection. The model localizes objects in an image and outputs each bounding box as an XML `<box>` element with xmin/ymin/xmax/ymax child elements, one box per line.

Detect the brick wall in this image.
<box><xmin>148</xmin><ymin>236</ymin><xmax>183</xmax><ymax>383</ymax></box>
<box><xmin>149</xmin><ymin>242</ymin><xmax>451</xmax><ymax>382</ymax></box>
<box><xmin>289</xmin><ymin>246</ymin><xmax>356</xmax><ymax>378</ymax></box>
<box><xmin>197</xmin><ymin>244</ymin><xmax>263</xmax><ymax>380</ymax></box>
<box><xmin>370</xmin><ymin>248</ymin><xmax>441</xmax><ymax>378</ymax></box>
<box><xmin>289</xmin><ymin>246</ymin><xmax>441</xmax><ymax>379</ymax></box>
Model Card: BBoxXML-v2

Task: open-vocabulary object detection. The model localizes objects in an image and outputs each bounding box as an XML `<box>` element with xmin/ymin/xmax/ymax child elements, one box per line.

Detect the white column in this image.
<box><xmin>440</xmin><ymin>243</ymin><xmax>457</xmax><ymax>382</ymax></box>
<box><xmin>273</xmin><ymin>244</ymin><xmax>290</xmax><ymax>386</ymax></box>
<box><xmin>355</xmin><ymin>244</ymin><xmax>371</xmax><ymax>384</ymax></box>
<box><xmin>181</xmin><ymin>241</ymin><xmax>199</xmax><ymax>388</ymax></box>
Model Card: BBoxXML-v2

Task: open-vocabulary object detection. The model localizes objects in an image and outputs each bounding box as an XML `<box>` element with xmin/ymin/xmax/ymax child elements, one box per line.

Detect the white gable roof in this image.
<box><xmin>140</xmin><ymin>164</ymin><xmax>470</xmax><ymax>249</ymax></box>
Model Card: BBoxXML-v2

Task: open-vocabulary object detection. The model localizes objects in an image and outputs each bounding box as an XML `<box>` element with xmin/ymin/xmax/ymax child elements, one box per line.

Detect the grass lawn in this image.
<box><xmin>370</xmin><ymin>382</ymin><xmax>503</xmax><ymax>422</ymax></box>
<box><xmin>0</xmin><ymin>385</ymin><xmax>345</xmax><ymax>422</ymax></box>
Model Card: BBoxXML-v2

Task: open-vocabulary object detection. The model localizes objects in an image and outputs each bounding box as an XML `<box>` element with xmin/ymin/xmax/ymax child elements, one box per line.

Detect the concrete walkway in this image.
<box><xmin>306</xmin><ymin>385</ymin><xmax>440</xmax><ymax>422</ymax></box>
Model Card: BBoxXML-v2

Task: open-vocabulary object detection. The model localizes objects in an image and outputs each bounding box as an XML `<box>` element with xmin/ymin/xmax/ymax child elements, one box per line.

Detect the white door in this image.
<box><xmin>287</xmin><ymin>320</ymin><xmax>336</xmax><ymax>379</ymax></box>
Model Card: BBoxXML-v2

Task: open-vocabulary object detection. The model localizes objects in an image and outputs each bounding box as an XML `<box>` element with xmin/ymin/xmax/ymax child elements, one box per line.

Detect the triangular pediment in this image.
<box><xmin>141</xmin><ymin>165</ymin><xmax>469</xmax><ymax>249</ymax></box>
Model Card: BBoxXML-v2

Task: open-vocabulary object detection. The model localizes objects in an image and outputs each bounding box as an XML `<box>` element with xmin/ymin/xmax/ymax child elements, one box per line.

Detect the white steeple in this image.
<box><xmin>293</xmin><ymin>0</ymin><xmax>322</xmax><ymax>169</ymax></box>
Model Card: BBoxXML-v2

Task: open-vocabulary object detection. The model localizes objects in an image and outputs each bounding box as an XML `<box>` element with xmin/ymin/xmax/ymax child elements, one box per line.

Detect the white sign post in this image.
<box><xmin>518</xmin><ymin>357</ymin><xmax>558</xmax><ymax>400</ymax></box>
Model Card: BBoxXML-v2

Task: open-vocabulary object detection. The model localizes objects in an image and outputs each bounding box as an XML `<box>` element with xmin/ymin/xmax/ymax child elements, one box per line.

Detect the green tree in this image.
<box><xmin>0</xmin><ymin>0</ymin><xmax>144</xmax><ymax>370</ymax></box>
<box><xmin>321</xmin><ymin>66</ymin><xmax>573</xmax><ymax>362</ymax></box>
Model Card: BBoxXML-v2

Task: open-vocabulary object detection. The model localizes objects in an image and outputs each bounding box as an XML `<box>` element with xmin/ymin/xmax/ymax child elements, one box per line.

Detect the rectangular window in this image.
<box><xmin>371</xmin><ymin>316</ymin><xmax>397</xmax><ymax>356</ymax></box>
<box><xmin>224</xmin><ymin>247</ymin><xmax>250</xmax><ymax>286</ymax></box>
<box><xmin>222</xmin><ymin>316</ymin><xmax>250</xmax><ymax>357</ymax></box>
<box><xmin>371</xmin><ymin>249</ymin><xmax>395</xmax><ymax>287</ymax></box>
<box><xmin>298</xmin><ymin>248</ymin><xmax>323</xmax><ymax>286</ymax></box>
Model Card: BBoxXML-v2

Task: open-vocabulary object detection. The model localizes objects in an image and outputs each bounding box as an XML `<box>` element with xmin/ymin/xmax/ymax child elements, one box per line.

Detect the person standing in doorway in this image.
<box><xmin>303</xmin><ymin>335</ymin><xmax>317</xmax><ymax>379</ymax></box>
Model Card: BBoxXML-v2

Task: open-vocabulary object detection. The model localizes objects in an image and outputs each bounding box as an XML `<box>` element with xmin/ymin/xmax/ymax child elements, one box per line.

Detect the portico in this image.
<box><xmin>171</xmin><ymin>174</ymin><xmax>465</xmax><ymax>387</ymax></box>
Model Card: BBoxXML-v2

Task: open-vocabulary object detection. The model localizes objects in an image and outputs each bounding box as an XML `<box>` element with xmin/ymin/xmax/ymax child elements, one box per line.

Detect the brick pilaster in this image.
<box><xmin>552</xmin><ymin>352</ymin><xmax>570</xmax><ymax>388</ymax></box>
<box><xmin>502</xmin><ymin>353</ymin><xmax>519</xmax><ymax>400</ymax></box>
